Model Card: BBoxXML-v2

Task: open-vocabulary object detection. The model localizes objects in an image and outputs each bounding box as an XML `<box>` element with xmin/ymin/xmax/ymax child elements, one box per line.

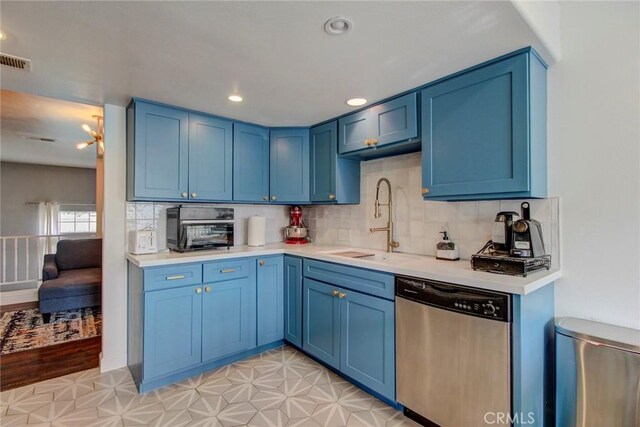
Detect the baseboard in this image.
<box><xmin>99</xmin><ymin>350</ymin><xmax>127</xmax><ymax>373</ymax></box>
<box><xmin>0</xmin><ymin>289</ymin><xmax>38</xmax><ymax>305</ymax></box>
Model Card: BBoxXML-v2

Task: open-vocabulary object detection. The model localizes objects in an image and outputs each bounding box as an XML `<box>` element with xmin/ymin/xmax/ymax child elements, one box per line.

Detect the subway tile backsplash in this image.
<box><xmin>306</xmin><ymin>152</ymin><xmax>561</xmax><ymax>268</ymax></box>
<box><xmin>126</xmin><ymin>152</ymin><xmax>560</xmax><ymax>268</ymax></box>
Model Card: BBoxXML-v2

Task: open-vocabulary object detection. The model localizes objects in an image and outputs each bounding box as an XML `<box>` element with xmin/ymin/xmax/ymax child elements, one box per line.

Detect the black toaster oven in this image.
<box><xmin>166</xmin><ymin>207</ymin><xmax>234</xmax><ymax>252</ymax></box>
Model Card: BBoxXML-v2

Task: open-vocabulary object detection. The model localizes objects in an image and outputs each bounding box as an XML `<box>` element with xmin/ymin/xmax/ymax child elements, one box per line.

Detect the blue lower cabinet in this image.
<box><xmin>303</xmin><ymin>278</ymin><xmax>341</xmax><ymax>369</ymax></box>
<box><xmin>257</xmin><ymin>256</ymin><xmax>284</xmax><ymax>346</ymax></box>
<box><xmin>339</xmin><ymin>290</ymin><xmax>395</xmax><ymax>400</ymax></box>
<box><xmin>284</xmin><ymin>256</ymin><xmax>303</xmax><ymax>347</ymax></box>
<box><xmin>143</xmin><ymin>285</ymin><xmax>202</xmax><ymax>379</ymax></box>
<box><xmin>202</xmin><ymin>276</ymin><xmax>256</xmax><ymax>363</ymax></box>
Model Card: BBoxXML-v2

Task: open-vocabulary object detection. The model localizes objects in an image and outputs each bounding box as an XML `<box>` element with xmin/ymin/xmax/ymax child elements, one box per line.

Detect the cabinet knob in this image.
<box><xmin>371</xmin><ymin>138</ymin><xmax>379</xmax><ymax>146</ymax></box>
<box><xmin>259</xmin><ymin>260</ymin><xmax>266</xmax><ymax>266</ymax></box>
<box><xmin>181</xmin><ymin>192</ymin><xmax>188</xmax><ymax>198</ymax></box>
<box><xmin>328</xmin><ymin>194</ymin><xmax>336</xmax><ymax>200</ymax></box>
<box><xmin>263</xmin><ymin>196</ymin><xmax>269</xmax><ymax>201</ymax></box>
<box><xmin>332</xmin><ymin>290</ymin><xmax>339</xmax><ymax>297</ymax></box>
<box><xmin>191</xmin><ymin>192</ymin><xmax>197</xmax><ymax>198</ymax></box>
<box><xmin>271</xmin><ymin>196</ymin><xmax>277</xmax><ymax>201</ymax></box>
<box><xmin>195</xmin><ymin>287</ymin><xmax>202</xmax><ymax>294</ymax></box>
<box><xmin>339</xmin><ymin>292</ymin><xmax>347</xmax><ymax>299</ymax></box>
<box><xmin>364</xmin><ymin>139</ymin><xmax>371</xmax><ymax>147</ymax></box>
<box><xmin>421</xmin><ymin>188</ymin><xmax>430</xmax><ymax>195</ymax></box>
<box><xmin>204</xmin><ymin>286</ymin><xmax>211</xmax><ymax>293</ymax></box>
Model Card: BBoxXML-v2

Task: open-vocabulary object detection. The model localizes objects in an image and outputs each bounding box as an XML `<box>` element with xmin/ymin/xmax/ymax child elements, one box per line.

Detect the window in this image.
<box><xmin>58</xmin><ymin>210</ymin><xmax>97</xmax><ymax>234</ymax></box>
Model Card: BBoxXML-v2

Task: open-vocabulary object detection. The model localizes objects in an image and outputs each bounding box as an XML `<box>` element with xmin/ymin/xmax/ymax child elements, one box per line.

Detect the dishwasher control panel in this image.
<box><xmin>395</xmin><ymin>276</ymin><xmax>511</xmax><ymax>322</ymax></box>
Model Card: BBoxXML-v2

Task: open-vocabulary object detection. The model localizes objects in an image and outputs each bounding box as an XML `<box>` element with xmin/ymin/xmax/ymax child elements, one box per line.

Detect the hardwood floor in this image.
<box><xmin>0</xmin><ymin>302</ymin><xmax>102</xmax><ymax>391</ymax></box>
<box><xmin>0</xmin><ymin>301</ymin><xmax>38</xmax><ymax>315</ymax></box>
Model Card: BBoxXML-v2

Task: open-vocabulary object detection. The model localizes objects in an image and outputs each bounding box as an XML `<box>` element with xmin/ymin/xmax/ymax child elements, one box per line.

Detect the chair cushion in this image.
<box><xmin>55</xmin><ymin>239</ymin><xmax>102</xmax><ymax>271</ymax></box>
<box><xmin>38</xmin><ymin>268</ymin><xmax>102</xmax><ymax>300</ymax></box>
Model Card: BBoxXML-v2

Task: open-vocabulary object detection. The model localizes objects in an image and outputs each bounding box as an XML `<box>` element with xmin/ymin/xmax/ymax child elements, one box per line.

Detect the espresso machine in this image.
<box><xmin>284</xmin><ymin>206</ymin><xmax>310</xmax><ymax>244</ymax></box>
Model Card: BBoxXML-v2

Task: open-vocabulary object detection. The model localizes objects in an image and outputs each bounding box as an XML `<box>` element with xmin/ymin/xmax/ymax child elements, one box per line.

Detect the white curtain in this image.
<box><xmin>38</xmin><ymin>202</ymin><xmax>60</xmax><ymax>254</ymax></box>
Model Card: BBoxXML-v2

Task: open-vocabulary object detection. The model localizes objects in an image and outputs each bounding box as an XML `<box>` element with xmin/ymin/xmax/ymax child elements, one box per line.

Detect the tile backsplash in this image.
<box><xmin>126</xmin><ymin>203</ymin><xmax>290</xmax><ymax>251</ymax></box>
<box><xmin>126</xmin><ymin>152</ymin><xmax>560</xmax><ymax>268</ymax></box>
<box><xmin>306</xmin><ymin>152</ymin><xmax>561</xmax><ymax>268</ymax></box>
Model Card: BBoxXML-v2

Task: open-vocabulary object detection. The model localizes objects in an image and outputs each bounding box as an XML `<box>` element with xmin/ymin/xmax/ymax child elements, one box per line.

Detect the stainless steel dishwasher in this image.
<box><xmin>396</xmin><ymin>276</ymin><xmax>512</xmax><ymax>427</ymax></box>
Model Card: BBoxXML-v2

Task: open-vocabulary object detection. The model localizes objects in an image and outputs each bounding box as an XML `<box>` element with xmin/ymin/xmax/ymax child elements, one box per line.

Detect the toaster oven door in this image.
<box><xmin>179</xmin><ymin>220</ymin><xmax>233</xmax><ymax>251</ymax></box>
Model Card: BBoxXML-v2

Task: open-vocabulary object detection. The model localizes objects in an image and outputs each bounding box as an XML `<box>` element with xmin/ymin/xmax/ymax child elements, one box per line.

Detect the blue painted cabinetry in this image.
<box><xmin>127</xmin><ymin>99</ymin><xmax>233</xmax><ymax>202</ymax></box>
<box><xmin>421</xmin><ymin>50</ymin><xmax>547</xmax><ymax>200</ymax></box>
<box><xmin>233</xmin><ymin>123</ymin><xmax>270</xmax><ymax>203</ymax></box>
<box><xmin>310</xmin><ymin>121</ymin><xmax>360</xmax><ymax>204</ymax></box>
<box><xmin>270</xmin><ymin>128</ymin><xmax>310</xmax><ymax>203</ymax></box>
<box><xmin>338</xmin><ymin>93</ymin><xmax>419</xmax><ymax>158</ymax></box>
<box><xmin>284</xmin><ymin>256</ymin><xmax>303</xmax><ymax>348</ymax></box>
<box><xmin>301</xmin><ymin>260</ymin><xmax>396</xmax><ymax>401</ymax></box>
<box><xmin>256</xmin><ymin>256</ymin><xmax>284</xmax><ymax>346</ymax></box>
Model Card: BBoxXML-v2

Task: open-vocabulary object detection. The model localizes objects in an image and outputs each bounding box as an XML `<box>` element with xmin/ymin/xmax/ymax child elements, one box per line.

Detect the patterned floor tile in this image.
<box><xmin>2</xmin><ymin>345</ymin><xmax>417</xmax><ymax>427</ymax></box>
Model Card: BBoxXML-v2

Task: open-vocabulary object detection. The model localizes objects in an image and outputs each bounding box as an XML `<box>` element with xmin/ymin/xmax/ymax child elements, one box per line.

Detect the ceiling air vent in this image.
<box><xmin>0</xmin><ymin>52</ymin><xmax>32</xmax><ymax>71</ymax></box>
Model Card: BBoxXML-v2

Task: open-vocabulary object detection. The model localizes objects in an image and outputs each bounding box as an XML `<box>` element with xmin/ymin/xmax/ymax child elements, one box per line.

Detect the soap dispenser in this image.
<box><xmin>436</xmin><ymin>231</ymin><xmax>459</xmax><ymax>261</ymax></box>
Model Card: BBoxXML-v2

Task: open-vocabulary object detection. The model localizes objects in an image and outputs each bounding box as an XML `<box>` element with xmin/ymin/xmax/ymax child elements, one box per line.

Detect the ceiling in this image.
<box><xmin>1</xmin><ymin>90</ymin><xmax>103</xmax><ymax>168</ymax></box>
<box><xmin>0</xmin><ymin>1</ymin><xmax>550</xmax><ymax>127</ymax></box>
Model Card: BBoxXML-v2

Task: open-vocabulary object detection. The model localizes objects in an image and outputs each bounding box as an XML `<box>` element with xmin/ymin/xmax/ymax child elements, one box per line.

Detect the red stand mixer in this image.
<box><xmin>284</xmin><ymin>206</ymin><xmax>310</xmax><ymax>244</ymax></box>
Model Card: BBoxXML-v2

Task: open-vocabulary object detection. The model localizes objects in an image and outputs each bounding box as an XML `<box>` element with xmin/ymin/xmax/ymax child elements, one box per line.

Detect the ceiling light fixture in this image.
<box><xmin>0</xmin><ymin>31</ymin><xmax>6</xmax><ymax>41</ymax></box>
<box><xmin>76</xmin><ymin>115</ymin><xmax>104</xmax><ymax>156</ymax></box>
<box><xmin>324</xmin><ymin>17</ymin><xmax>353</xmax><ymax>35</ymax></box>
<box><xmin>228</xmin><ymin>95</ymin><xmax>243</xmax><ymax>102</ymax></box>
<box><xmin>346</xmin><ymin>98</ymin><xmax>367</xmax><ymax>107</ymax></box>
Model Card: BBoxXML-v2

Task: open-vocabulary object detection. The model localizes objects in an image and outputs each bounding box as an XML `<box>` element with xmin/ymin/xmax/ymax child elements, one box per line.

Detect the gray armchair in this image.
<box><xmin>39</xmin><ymin>238</ymin><xmax>102</xmax><ymax>323</ymax></box>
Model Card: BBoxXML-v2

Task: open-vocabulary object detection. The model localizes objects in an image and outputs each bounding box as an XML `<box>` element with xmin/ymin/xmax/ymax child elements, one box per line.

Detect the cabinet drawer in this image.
<box><xmin>303</xmin><ymin>259</ymin><xmax>394</xmax><ymax>300</ymax></box>
<box><xmin>203</xmin><ymin>259</ymin><xmax>251</xmax><ymax>283</ymax></box>
<box><xmin>143</xmin><ymin>264</ymin><xmax>202</xmax><ymax>292</ymax></box>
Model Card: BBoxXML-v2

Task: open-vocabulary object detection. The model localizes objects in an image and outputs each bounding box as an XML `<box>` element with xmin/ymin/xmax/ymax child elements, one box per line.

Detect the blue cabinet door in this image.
<box><xmin>339</xmin><ymin>289</ymin><xmax>395</xmax><ymax>400</ymax></box>
<box><xmin>257</xmin><ymin>256</ymin><xmax>284</xmax><ymax>346</ymax></box>
<box><xmin>144</xmin><ymin>285</ymin><xmax>202</xmax><ymax>379</ymax></box>
<box><xmin>188</xmin><ymin>114</ymin><xmax>233</xmax><ymax>201</ymax></box>
<box><xmin>233</xmin><ymin>123</ymin><xmax>270</xmax><ymax>203</ymax></box>
<box><xmin>421</xmin><ymin>52</ymin><xmax>545</xmax><ymax>200</ymax></box>
<box><xmin>338</xmin><ymin>109</ymin><xmax>371</xmax><ymax>154</ymax></box>
<box><xmin>270</xmin><ymin>129</ymin><xmax>310</xmax><ymax>203</ymax></box>
<box><xmin>284</xmin><ymin>256</ymin><xmax>303</xmax><ymax>347</ymax></box>
<box><xmin>369</xmin><ymin>92</ymin><xmax>418</xmax><ymax>148</ymax></box>
<box><xmin>310</xmin><ymin>122</ymin><xmax>337</xmax><ymax>202</ymax></box>
<box><xmin>201</xmin><ymin>277</ymin><xmax>256</xmax><ymax>363</ymax></box>
<box><xmin>303</xmin><ymin>278</ymin><xmax>340</xmax><ymax>369</ymax></box>
<box><xmin>131</xmin><ymin>101</ymin><xmax>189</xmax><ymax>200</ymax></box>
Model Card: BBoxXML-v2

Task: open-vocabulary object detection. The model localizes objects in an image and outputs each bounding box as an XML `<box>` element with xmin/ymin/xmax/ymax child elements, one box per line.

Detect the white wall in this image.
<box><xmin>548</xmin><ymin>2</ymin><xmax>640</xmax><ymax>329</ymax></box>
<box><xmin>100</xmin><ymin>104</ymin><xmax>128</xmax><ymax>372</ymax></box>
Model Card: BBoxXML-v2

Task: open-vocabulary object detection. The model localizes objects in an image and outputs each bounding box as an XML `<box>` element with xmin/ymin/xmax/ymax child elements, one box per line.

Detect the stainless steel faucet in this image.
<box><xmin>369</xmin><ymin>177</ymin><xmax>400</xmax><ymax>253</ymax></box>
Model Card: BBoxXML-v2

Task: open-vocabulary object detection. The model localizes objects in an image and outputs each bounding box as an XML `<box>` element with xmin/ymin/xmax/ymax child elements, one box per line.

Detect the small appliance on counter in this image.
<box><xmin>471</xmin><ymin>202</ymin><xmax>550</xmax><ymax>277</ymax></box>
<box><xmin>166</xmin><ymin>206</ymin><xmax>234</xmax><ymax>252</ymax></box>
<box><xmin>128</xmin><ymin>230</ymin><xmax>157</xmax><ymax>255</ymax></box>
<box><xmin>436</xmin><ymin>230</ymin><xmax>459</xmax><ymax>261</ymax></box>
<box><xmin>284</xmin><ymin>205</ymin><xmax>310</xmax><ymax>244</ymax></box>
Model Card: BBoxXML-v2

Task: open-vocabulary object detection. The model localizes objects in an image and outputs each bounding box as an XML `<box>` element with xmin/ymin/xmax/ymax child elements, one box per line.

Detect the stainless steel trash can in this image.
<box><xmin>556</xmin><ymin>317</ymin><xmax>640</xmax><ymax>427</ymax></box>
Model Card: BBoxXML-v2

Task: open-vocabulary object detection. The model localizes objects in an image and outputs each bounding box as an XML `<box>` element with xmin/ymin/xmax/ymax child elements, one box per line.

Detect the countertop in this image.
<box><xmin>126</xmin><ymin>243</ymin><xmax>561</xmax><ymax>295</ymax></box>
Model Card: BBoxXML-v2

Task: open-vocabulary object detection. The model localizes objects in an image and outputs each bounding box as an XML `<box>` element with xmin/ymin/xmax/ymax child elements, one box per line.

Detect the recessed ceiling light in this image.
<box><xmin>346</xmin><ymin>98</ymin><xmax>367</xmax><ymax>107</ymax></box>
<box><xmin>0</xmin><ymin>31</ymin><xmax>6</xmax><ymax>41</ymax></box>
<box><xmin>324</xmin><ymin>17</ymin><xmax>353</xmax><ymax>35</ymax></box>
<box><xmin>228</xmin><ymin>95</ymin><xmax>243</xmax><ymax>102</ymax></box>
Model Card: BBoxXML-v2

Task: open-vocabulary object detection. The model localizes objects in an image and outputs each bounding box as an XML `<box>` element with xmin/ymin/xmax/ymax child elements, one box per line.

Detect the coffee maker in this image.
<box><xmin>510</xmin><ymin>202</ymin><xmax>546</xmax><ymax>258</ymax></box>
<box><xmin>284</xmin><ymin>206</ymin><xmax>310</xmax><ymax>244</ymax></box>
<box><xmin>491</xmin><ymin>211</ymin><xmax>519</xmax><ymax>255</ymax></box>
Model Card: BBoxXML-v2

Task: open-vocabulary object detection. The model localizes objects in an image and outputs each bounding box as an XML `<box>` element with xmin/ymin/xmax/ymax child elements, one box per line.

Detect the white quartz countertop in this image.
<box><xmin>126</xmin><ymin>243</ymin><xmax>561</xmax><ymax>295</ymax></box>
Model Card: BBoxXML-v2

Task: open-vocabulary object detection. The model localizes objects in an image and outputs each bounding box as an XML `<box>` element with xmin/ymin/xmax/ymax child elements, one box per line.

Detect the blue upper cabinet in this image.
<box><xmin>189</xmin><ymin>114</ymin><xmax>233</xmax><ymax>202</ymax></box>
<box><xmin>421</xmin><ymin>49</ymin><xmax>547</xmax><ymax>201</ymax></box>
<box><xmin>310</xmin><ymin>121</ymin><xmax>360</xmax><ymax>204</ymax></box>
<box><xmin>270</xmin><ymin>128</ymin><xmax>310</xmax><ymax>204</ymax></box>
<box><xmin>338</xmin><ymin>93</ymin><xmax>419</xmax><ymax>159</ymax></box>
<box><xmin>256</xmin><ymin>256</ymin><xmax>284</xmax><ymax>346</ymax></box>
<box><xmin>233</xmin><ymin>123</ymin><xmax>270</xmax><ymax>203</ymax></box>
<box><xmin>128</xmin><ymin>101</ymin><xmax>189</xmax><ymax>201</ymax></box>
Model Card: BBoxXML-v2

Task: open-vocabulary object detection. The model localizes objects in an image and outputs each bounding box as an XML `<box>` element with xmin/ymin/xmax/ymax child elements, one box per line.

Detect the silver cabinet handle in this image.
<box><xmin>166</xmin><ymin>275</ymin><xmax>185</xmax><ymax>281</ymax></box>
<box><xmin>220</xmin><ymin>268</ymin><xmax>236</xmax><ymax>274</ymax></box>
<box><xmin>191</xmin><ymin>192</ymin><xmax>197</xmax><ymax>198</ymax></box>
<box><xmin>259</xmin><ymin>260</ymin><xmax>266</xmax><ymax>266</ymax></box>
<box><xmin>181</xmin><ymin>192</ymin><xmax>188</xmax><ymax>198</ymax></box>
<box><xmin>263</xmin><ymin>196</ymin><xmax>269</xmax><ymax>201</ymax></box>
<box><xmin>271</xmin><ymin>196</ymin><xmax>277</xmax><ymax>201</ymax></box>
<box><xmin>195</xmin><ymin>287</ymin><xmax>202</xmax><ymax>294</ymax></box>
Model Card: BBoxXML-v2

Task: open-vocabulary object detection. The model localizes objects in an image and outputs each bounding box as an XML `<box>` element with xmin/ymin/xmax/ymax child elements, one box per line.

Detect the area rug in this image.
<box><xmin>0</xmin><ymin>307</ymin><xmax>101</xmax><ymax>355</ymax></box>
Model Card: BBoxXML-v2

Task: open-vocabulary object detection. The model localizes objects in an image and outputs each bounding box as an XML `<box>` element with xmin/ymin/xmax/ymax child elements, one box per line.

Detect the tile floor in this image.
<box><xmin>0</xmin><ymin>345</ymin><xmax>419</xmax><ymax>426</ymax></box>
